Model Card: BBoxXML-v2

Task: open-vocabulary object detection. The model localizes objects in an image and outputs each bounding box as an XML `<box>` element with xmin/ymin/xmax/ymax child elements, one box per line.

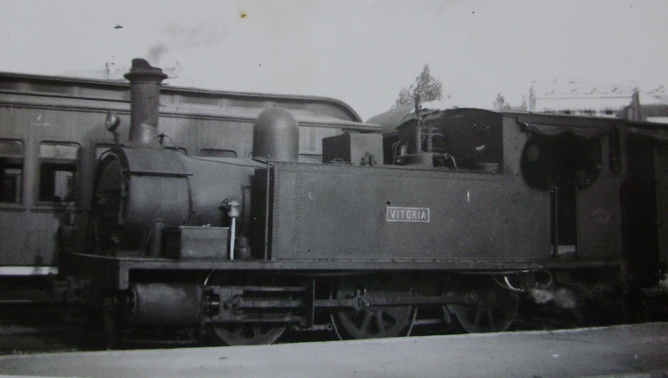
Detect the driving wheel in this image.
<box><xmin>208</xmin><ymin>323</ymin><xmax>286</xmax><ymax>346</ymax></box>
<box><xmin>449</xmin><ymin>277</ymin><xmax>519</xmax><ymax>333</ymax></box>
<box><xmin>332</xmin><ymin>274</ymin><xmax>414</xmax><ymax>339</ymax></box>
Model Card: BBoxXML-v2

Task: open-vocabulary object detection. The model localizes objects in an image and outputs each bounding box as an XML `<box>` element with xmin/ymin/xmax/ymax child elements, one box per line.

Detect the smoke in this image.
<box><xmin>146</xmin><ymin>22</ymin><xmax>225</xmax><ymax>65</ymax></box>
<box><xmin>148</xmin><ymin>43</ymin><xmax>168</xmax><ymax>64</ymax></box>
<box><xmin>528</xmin><ymin>287</ymin><xmax>583</xmax><ymax>309</ymax></box>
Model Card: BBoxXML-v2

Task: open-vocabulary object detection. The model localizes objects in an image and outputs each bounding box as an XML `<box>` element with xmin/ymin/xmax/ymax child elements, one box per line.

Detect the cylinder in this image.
<box><xmin>127</xmin><ymin>283</ymin><xmax>202</xmax><ymax>326</ymax></box>
<box><xmin>252</xmin><ymin>107</ymin><xmax>299</xmax><ymax>162</ymax></box>
<box><xmin>124</xmin><ymin>59</ymin><xmax>168</xmax><ymax>149</ymax></box>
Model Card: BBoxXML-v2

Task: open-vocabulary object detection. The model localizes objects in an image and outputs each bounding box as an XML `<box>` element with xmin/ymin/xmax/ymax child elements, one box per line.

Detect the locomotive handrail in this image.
<box><xmin>263</xmin><ymin>161</ymin><xmax>273</xmax><ymax>261</ymax></box>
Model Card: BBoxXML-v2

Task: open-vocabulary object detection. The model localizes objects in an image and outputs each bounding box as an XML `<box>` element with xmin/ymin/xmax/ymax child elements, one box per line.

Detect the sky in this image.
<box><xmin>1</xmin><ymin>0</ymin><xmax>668</xmax><ymax>121</ymax></box>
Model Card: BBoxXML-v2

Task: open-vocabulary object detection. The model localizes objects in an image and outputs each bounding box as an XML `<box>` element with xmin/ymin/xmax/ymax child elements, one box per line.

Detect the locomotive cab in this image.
<box><xmin>520</xmin><ymin>129</ymin><xmax>605</xmax><ymax>256</ymax></box>
<box><xmin>372</xmin><ymin>107</ymin><xmax>504</xmax><ymax>172</ymax></box>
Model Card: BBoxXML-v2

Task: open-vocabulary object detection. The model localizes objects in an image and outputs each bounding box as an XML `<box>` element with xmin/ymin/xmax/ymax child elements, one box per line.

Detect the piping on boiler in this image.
<box><xmin>224</xmin><ymin>200</ymin><xmax>240</xmax><ymax>260</ymax></box>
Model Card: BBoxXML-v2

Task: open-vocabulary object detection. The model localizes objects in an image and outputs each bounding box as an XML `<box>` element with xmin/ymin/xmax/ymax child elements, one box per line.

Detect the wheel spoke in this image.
<box><xmin>232</xmin><ymin>326</ymin><xmax>242</xmax><ymax>338</ymax></box>
<box><xmin>385</xmin><ymin>307</ymin><xmax>406</xmax><ymax>321</ymax></box>
<box><xmin>360</xmin><ymin>311</ymin><xmax>372</xmax><ymax>331</ymax></box>
<box><xmin>487</xmin><ymin>309</ymin><xmax>496</xmax><ymax>329</ymax></box>
<box><xmin>452</xmin><ymin>278</ymin><xmax>519</xmax><ymax>333</ymax></box>
<box><xmin>333</xmin><ymin>274</ymin><xmax>413</xmax><ymax>339</ymax></box>
<box><xmin>208</xmin><ymin>323</ymin><xmax>286</xmax><ymax>346</ymax></box>
<box><xmin>376</xmin><ymin>312</ymin><xmax>386</xmax><ymax>335</ymax></box>
<box><xmin>473</xmin><ymin>306</ymin><xmax>483</xmax><ymax>326</ymax></box>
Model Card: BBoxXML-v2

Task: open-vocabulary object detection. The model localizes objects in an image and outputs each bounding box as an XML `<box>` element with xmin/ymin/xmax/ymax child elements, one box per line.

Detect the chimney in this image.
<box><xmin>124</xmin><ymin>59</ymin><xmax>168</xmax><ymax>148</ymax></box>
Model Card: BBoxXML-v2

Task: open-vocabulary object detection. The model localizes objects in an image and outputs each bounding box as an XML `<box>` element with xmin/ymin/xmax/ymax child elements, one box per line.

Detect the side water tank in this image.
<box><xmin>252</xmin><ymin>107</ymin><xmax>299</xmax><ymax>162</ymax></box>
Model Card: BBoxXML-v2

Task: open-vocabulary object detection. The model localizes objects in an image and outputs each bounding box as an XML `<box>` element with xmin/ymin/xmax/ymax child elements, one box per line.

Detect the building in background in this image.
<box><xmin>529</xmin><ymin>81</ymin><xmax>668</xmax><ymax>123</ymax></box>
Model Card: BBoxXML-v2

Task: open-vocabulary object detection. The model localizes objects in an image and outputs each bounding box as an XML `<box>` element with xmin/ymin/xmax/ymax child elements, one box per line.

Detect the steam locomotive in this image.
<box><xmin>5</xmin><ymin>59</ymin><xmax>667</xmax><ymax>347</ymax></box>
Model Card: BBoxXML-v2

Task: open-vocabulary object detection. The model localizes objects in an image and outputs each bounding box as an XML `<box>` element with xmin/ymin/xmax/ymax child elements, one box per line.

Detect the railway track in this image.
<box><xmin>3</xmin><ymin>282</ymin><xmax>663</xmax><ymax>354</ymax></box>
<box><xmin>0</xmin><ymin>297</ymin><xmax>633</xmax><ymax>354</ymax></box>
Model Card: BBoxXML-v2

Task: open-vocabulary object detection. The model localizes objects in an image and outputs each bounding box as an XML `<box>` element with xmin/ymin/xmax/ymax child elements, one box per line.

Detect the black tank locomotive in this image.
<box><xmin>62</xmin><ymin>60</ymin><xmax>668</xmax><ymax>346</ymax></box>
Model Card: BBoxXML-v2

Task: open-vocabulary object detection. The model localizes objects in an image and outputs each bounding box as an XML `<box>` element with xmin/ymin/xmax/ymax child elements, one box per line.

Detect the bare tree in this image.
<box><xmin>494</xmin><ymin>93</ymin><xmax>511</xmax><ymax>111</ymax></box>
<box><xmin>394</xmin><ymin>64</ymin><xmax>443</xmax><ymax>108</ymax></box>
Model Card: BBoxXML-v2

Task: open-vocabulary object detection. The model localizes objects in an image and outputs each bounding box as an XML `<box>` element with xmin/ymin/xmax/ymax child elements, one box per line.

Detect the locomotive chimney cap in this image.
<box><xmin>124</xmin><ymin>58</ymin><xmax>168</xmax><ymax>82</ymax></box>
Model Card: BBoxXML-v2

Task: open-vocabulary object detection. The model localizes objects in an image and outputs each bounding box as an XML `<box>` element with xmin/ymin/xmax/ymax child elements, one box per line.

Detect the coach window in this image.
<box><xmin>38</xmin><ymin>143</ymin><xmax>80</xmax><ymax>203</ymax></box>
<box><xmin>0</xmin><ymin>140</ymin><xmax>24</xmax><ymax>204</ymax></box>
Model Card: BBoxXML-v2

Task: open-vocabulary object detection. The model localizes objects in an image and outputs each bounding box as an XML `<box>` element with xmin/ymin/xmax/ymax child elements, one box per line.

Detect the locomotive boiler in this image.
<box><xmin>62</xmin><ymin>59</ymin><xmax>668</xmax><ymax>348</ymax></box>
<box><xmin>91</xmin><ymin>60</ymin><xmax>302</xmax><ymax>260</ymax></box>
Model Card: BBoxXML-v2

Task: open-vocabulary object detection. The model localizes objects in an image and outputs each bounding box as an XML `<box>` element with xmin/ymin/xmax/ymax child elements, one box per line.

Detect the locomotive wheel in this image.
<box><xmin>207</xmin><ymin>323</ymin><xmax>286</xmax><ymax>346</ymax></box>
<box><xmin>332</xmin><ymin>274</ymin><xmax>414</xmax><ymax>339</ymax></box>
<box><xmin>449</xmin><ymin>278</ymin><xmax>519</xmax><ymax>333</ymax></box>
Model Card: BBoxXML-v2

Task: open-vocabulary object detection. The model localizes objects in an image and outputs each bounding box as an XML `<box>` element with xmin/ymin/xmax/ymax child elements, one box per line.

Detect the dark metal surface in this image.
<box><xmin>128</xmin><ymin>283</ymin><xmax>202</xmax><ymax>326</ymax></box>
<box><xmin>93</xmin><ymin>148</ymin><xmax>190</xmax><ymax>254</ymax></box>
<box><xmin>124</xmin><ymin>59</ymin><xmax>167</xmax><ymax>149</ymax></box>
<box><xmin>64</xmin><ymin>252</ymin><xmax>628</xmax><ymax>291</ymax></box>
<box><xmin>322</xmin><ymin>133</ymin><xmax>384</xmax><ymax>165</ymax></box>
<box><xmin>314</xmin><ymin>295</ymin><xmax>465</xmax><ymax>309</ymax></box>
<box><xmin>252</xmin><ymin>107</ymin><xmax>300</xmax><ymax>162</ymax></box>
<box><xmin>179</xmin><ymin>156</ymin><xmax>261</xmax><ymax>228</ymax></box>
<box><xmin>266</xmin><ymin>162</ymin><xmax>551</xmax><ymax>262</ymax></box>
<box><xmin>577</xmin><ymin>176</ymin><xmax>624</xmax><ymax>259</ymax></box>
<box><xmin>92</xmin><ymin>145</ymin><xmax>263</xmax><ymax>257</ymax></box>
<box><xmin>178</xmin><ymin>226</ymin><xmax>229</xmax><ymax>260</ymax></box>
